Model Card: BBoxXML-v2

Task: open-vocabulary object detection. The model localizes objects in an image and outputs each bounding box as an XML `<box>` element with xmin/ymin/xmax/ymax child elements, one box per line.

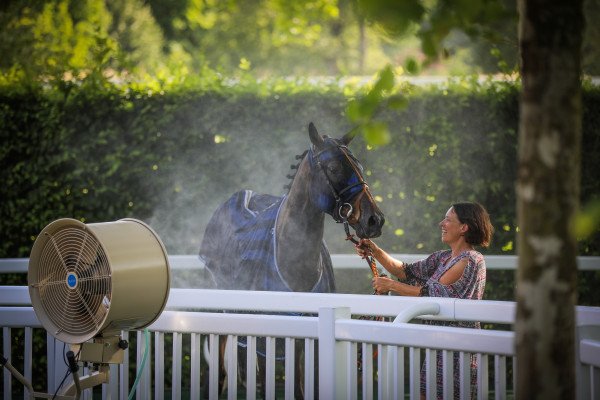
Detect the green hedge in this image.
<box><xmin>1</xmin><ymin>78</ymin><xmax>599</xmax><ymax>304</ymax></box>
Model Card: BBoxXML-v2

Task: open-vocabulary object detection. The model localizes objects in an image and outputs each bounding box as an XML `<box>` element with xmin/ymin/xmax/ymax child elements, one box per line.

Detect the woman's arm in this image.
<box><xmin>372</xmin><ymin>276</ymin><xmax>422</xmax><ymax>296</ymax></box>
<box><xmin>355</xmin><ymin>239</ymin><xmax>407</xmax><ymax>280</ymax></box>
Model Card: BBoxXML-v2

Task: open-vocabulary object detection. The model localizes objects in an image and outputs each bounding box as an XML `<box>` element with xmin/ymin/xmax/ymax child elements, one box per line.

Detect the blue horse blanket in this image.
<box><xmin>199</xmin><ymin>190</ymin><xmax>335</xmax><ymax>293</ymax></box>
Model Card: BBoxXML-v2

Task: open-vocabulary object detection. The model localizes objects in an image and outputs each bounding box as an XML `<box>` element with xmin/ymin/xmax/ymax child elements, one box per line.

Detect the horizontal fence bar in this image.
<box><xmin>150</xmin><ymin>311</ymin><xmax>319</xmax><ymax>338</ymax></box>
<box><xmin>0</xmin><ymin>307</ymin><xmax>41</xmax><ymax>327</ymax></box>
<box><xmin>2</xmin><ymin>286</ymin><xmax>515</xmax><ymax>324</ymax></box>
<box><xmin>334</xmin><ymin>317</ymin><xmax>515</xmax><ymax>355</ymax></box>
<box><xmin>0</xmin><ymin>285</ymin><xmax>31</xmax><ymax>305</ymax></box>
<box><xmin>580</xmin><ymin>339</ymin><xmax>600</xmax><ymax>368</ymax></box>
<box><xmin>2</xmin><ymin>254</ymin><xmax>600</xmax><ymax>273</ymax></box>
<box><xmin>1</xmin><ymin>287</ymin><xmax>596</xmax><ymax>327</ymax></box>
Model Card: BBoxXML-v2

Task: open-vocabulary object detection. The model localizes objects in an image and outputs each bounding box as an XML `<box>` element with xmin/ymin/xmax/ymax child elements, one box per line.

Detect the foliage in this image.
<box><xmin>104</xmin><ymin>0</ymin><xmax>166</xmax><ymax>74</ymax></box>
<box><xmin>0</xmin><ymin>0</ymin><xmax>116</xmax><ymax>83</ymax></box>
<box><xmin>2</xmin><ymin>0</ymin><xmax>599</xmax><ymax>80</ymax></box>
<box><xmin>0</xmin><ymin>0</ymin><xmax>520</xmax><ymax>81</ymax></box>
<box><xmin>358</xmin><ymin>0</ymin><xmax>517</xmax><ymax>69</ymax></box>
<box><xmin>1</xmin><ymin>77</ymin><xmax>599</xmax><ymax>395</ymax></box>
<box><xmin>1</xmin><ymin>74</ymin><xmax>599</xmax><ymax>304</ymax></box>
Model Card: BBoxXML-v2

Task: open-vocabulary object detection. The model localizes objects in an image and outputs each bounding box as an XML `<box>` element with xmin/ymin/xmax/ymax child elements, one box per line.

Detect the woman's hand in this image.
<box><xmin>372</xmin><ymin>276</ymin><xmax>393</xmax><ymax>295</ymax></box>
<box><xmin>354</xmin><ymin>238</ymin><xmax>373</xmax><ymax>259</ymax></box>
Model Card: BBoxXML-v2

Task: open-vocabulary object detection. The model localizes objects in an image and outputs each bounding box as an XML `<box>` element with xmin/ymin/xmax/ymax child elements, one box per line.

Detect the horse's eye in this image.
<box><xmin>326</xmin><ymin>160</ymin><xmax>343</xmax><ymax>176</ymax></box>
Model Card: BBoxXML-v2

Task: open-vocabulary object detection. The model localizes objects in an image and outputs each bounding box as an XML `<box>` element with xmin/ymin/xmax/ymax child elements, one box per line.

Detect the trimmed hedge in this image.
<box><xmin>1</xmin><ymin>78</ymin><xmax>599</xmax><ymax>304</ymax></box>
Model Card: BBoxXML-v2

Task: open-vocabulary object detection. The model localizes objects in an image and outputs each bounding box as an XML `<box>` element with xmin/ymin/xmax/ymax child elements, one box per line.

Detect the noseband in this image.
<box><xmin>308</xmin><ymin>138</ymin><xmax>369</xmax><ymax>223</ymax></box>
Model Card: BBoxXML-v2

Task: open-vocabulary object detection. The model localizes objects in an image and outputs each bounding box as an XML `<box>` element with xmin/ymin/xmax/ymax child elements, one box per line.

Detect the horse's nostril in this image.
<box><xmin>369</xmin><ymin>214</ymin><xmax>385</xmax><ymax>232</ymax></box>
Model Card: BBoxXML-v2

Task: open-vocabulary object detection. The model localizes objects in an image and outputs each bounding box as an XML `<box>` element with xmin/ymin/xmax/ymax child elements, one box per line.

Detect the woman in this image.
<box><xmin>355</xmin><ymin>201</ymin><xmax>494</xmax><ymax>400</ymax></box>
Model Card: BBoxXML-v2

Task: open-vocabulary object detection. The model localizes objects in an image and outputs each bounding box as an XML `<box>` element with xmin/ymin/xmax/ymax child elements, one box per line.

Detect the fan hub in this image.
<box><xmin>66</xmin><ymin>272</ymin><xmax>78</xmax><ymax>289</ymax></box>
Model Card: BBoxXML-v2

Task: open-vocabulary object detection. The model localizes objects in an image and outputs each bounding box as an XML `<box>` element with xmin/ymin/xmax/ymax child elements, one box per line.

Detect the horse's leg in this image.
<box><xmin>295</xmin><ymin>342</ymin><xmax>305</xmax><ymax>399</ymax></box>
<box><xmin>237</xmin><ymin>343</ymin><xmax>248</xmax><ymax>393</ymax></box>
<box><xmin>201</xmin><ymin>335</ymin><xmax>229</xmax><ymax>398</ymax></box>
<box><xmin>219</xmin><ymin>335</ymin><xmax>228</xmax><ymax>395</ymax></box>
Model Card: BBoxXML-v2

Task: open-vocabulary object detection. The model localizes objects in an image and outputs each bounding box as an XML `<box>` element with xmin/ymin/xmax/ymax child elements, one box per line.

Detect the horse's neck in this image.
<box><xmin>276</xmin><ymin>158</ymin><xmax>325</xmax><ymax>292</ymax></box>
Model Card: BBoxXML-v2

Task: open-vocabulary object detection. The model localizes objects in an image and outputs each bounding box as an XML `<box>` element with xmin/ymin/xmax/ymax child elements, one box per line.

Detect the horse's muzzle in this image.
<box><xmin>365</xmin><ymin>212</ymin><xmax>385</xmax><ymax>238</ymax></box>
<box><xmin>349</xmin><ymin>188</ymin><xmax>385</xmax><ymax>238</ymax></box>
<box><xmin>351</xmin><ymin>209</ymin><xmax>384</xmax><ymax>239</ymax></box>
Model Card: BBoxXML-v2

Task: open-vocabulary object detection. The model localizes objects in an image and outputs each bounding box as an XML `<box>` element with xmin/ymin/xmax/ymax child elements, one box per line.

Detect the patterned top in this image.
<box><xmin>403</xmin><ymin>249</ymin><xmax>486</xmax><ymax>329</ymax></box>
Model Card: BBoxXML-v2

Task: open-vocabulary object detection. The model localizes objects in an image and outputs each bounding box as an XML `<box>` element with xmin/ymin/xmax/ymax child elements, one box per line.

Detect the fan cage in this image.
<box><xmin>29</xmin><ymin>218</ymin><xmax>171</xmax><ymax>344</ymax></box>
<box><xmin>31</xmin><ymin>226</ymin><xmax>112</xmax><ymax>340</ymax></box>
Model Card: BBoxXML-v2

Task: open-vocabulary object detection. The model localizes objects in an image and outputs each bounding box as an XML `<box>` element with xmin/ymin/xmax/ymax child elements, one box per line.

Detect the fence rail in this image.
<box><xmin>2</xmin><ymin>254</ymin><xmax>600</xmax><ymax>274</ymax></box>
<box><xmin>2</xmin><ymin>286</ymin><xmax>600</xmax><ymax>400</ymax></box>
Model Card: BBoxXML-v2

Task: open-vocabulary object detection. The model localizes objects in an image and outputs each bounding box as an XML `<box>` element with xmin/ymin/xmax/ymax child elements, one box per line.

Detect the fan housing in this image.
<box><xmin>28</xmin><ymin>218</ymin><xmax>171</xmax><ymax>345</ymax></box>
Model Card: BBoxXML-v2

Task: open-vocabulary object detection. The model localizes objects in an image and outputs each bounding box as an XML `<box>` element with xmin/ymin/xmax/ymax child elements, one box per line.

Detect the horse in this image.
<box><xmin>198</xmin><ymin>122</ymin><xmax>385</xmax><ymax>398</ymax></box>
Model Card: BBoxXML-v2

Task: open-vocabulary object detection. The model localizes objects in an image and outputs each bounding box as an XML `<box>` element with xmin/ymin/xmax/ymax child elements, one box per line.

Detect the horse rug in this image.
<box><xmin>199</xmin><ymin>190</ymin><xmax>335</xmax><ymax>293</ymax></box>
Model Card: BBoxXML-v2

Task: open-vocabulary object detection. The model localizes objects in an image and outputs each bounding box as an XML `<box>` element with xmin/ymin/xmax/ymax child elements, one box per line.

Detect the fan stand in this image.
<box><xmin>58</xmin><ymin>336</ymin><xmax>128</xmax><ymax>397</ymax></box>
<box><xmin>58</xmin><ymin>364</ymin><xmax>111</xmax><ymax>398</ymax></box>
<box><xmin>2</xmin><ymin>357</ymin><xmax>114</xmax><ymax>400</ymax></box>
<box><xmin>1</xmin><ymin>336</ymin><xmax>127</xmax><ymax>400</ymax></box>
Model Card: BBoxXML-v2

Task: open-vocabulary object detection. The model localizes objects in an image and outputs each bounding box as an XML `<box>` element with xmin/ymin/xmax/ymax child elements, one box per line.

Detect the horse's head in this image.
<box><xmin>307</xmin><ymin>122</ymin><xmax>385</xmax><ymax>239</ymax></box>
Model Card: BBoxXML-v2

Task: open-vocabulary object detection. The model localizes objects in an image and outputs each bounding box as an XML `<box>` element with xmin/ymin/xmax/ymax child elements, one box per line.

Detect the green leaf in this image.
<box><xmin>346</xmin><ymin>101</ymin><xmax>363</xmax><ymax>123</ymax></box>
<box><xmin>404</xmin><ymin>57</ymin><xmax>420</xmax><ymax>75</ymax></box>
<box><xmin>375</xmin><ymin>65</ymin><xmax>395</xmax><ymax>92</ymax></box>
<box><xmin>363</xmin><ymin>121</ymin><xmax>391</xmax><ymax>146</ymax></box>
<box><xmin>574</xmin><ymin>199</ymin><xmax>600</xmax><ymax>238</ymax></box>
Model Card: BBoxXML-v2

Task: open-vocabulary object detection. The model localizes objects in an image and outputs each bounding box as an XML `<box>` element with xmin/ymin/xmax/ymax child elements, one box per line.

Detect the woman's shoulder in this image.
<box><xmin>429</xmin><ymin>249</ymin><xmax>451</xmax><ymax>261</ymax></box>
<box><xmin>464</xmin><ymin>249</ymin><xmax>486</xmax><ymax>265</ymax></box>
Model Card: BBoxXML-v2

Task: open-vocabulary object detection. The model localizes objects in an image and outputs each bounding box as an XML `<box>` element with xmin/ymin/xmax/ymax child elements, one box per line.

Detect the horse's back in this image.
<box><xmin>199</xmin><ymin>190</ymin><xmax>334</xmax><ymax>293</ymax></box>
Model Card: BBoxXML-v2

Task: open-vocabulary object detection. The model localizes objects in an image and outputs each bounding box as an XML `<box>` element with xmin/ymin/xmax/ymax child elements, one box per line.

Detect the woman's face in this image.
<box><xmin>440</xmin><ymin>207</ymin><xmax>464</xmax><ymax>244</ymax></box>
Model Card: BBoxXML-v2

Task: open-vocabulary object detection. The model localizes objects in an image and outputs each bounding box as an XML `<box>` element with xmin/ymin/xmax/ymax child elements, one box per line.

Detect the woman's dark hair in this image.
<box><xmin>452</xmin><ymin>201</ymin><xmax>494</xmax><ymax>247</ymax></box>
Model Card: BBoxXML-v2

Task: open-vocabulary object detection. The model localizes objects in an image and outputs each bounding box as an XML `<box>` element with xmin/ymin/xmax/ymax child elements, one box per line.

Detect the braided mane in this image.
<box><xmin>283</xmin><ymin>149</ymin><xmax>309</xmax><ymax>190</ymax></box>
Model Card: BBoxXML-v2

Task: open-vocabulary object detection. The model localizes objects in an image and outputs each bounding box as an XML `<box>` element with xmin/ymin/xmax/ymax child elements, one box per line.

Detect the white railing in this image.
<box><xmin>2</xmin><ymin>286</ymin><xmax>600</xmax><ymax>400</ymax></box>
<box><xmin>2</xmin><ymin>254</ymin><xmax>600</xmax><ymax>273</ymax></box>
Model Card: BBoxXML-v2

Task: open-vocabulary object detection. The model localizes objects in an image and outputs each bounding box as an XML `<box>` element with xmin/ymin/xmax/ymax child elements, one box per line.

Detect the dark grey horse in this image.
<box><xmin>199</xmin><ymin>122</ymin><xmax>385</xmax><ymax>397</ymax></box>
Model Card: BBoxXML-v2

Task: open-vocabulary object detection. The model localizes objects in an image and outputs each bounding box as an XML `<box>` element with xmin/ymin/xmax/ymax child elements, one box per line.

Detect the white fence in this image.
<box><xmin>2</xmin><ymin>254</ymin><xmax>600</xmax><ymax>273</ymax></box>
<box><xmin>2</xmin><ymin>285</ymin><xmax>600</xmax><ymax>400</ymax></box>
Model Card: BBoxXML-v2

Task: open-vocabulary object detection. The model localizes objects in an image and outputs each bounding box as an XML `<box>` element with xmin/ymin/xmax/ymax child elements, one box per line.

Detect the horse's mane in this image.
<box><xmin>283</xmin><ymin>149</ymin><xmax>308</xmax><ymax>191</ymax></box>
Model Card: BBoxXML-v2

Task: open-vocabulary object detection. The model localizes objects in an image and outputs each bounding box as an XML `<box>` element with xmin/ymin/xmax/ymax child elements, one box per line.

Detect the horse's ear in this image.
<box><xmin>308</xmin><ymin>122</ymin><xmax>325</xmax><ymax>148</ymax></box>
<box><xmin>341</xmin><ymin>126</ymin><xmax>359</xmax><ymax>145</ymax></box>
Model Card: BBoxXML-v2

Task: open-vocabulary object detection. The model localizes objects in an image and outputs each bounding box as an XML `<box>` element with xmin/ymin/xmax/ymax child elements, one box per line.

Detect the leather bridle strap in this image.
<box><xmin>310</xmin><ymin>144</ymin><xmax>368</xmax><ymax>223</ymax></box>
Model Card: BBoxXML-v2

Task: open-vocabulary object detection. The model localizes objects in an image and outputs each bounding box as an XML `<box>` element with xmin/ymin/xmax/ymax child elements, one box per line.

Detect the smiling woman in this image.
<box><xmin>354</xmin><ymin>201</ymin><xmax>494</xmax><ymax>400</ymax></box>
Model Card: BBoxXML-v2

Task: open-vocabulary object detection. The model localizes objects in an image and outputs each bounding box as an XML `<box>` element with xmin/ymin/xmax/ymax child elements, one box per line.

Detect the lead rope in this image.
<box><xmin>341</xmin><ymin>204</ymin><xmax>387</xmax><ymax>294</ymax></box>
<box><xmin>341</xmin><ymin>205</ymin><xmax>386</xmax><ymax>370</ymax></box>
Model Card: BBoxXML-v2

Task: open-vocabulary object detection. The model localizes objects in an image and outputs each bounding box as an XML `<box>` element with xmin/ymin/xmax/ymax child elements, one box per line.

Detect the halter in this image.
<box><xmin>308</xmin><ymin>137</ymin><xmax>368</xmax><ymax>223</ymax></box>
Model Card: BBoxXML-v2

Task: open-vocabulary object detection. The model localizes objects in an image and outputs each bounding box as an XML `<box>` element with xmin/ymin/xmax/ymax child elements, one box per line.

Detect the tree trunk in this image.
<box><xmin>358</xmin><ymin>16</ymin><xmax>366</xmax><ymax>75</ymax></box>
<box><xmin>516</xmin><ymin>0</ymin><xmax>584</xmax><ymax>399</ymax></box>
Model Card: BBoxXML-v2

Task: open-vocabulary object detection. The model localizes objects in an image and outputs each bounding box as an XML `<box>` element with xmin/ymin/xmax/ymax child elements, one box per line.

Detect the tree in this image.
<box><xmin>515</xmin><ymin>1</ymin><xmax>583</xmax><ymax>398</ymax></box>
<box><xmin>0</xmin><ymin>0</ymin><xmax>114</xmax><ymax>84</ymax></box>
<box><xmin>354</xmin><ymin>0</ymin><xmax>585</xmax><ymax>397</ymax></box>
<box><xmin>105</xmin><ymin>0</ymin><xmax>166</xmax><ymax>74</ymax></box>
<box><xmin>0</xmin><ymin>0</ymin><xmax>167</xmax><ymax>85</ymax></box>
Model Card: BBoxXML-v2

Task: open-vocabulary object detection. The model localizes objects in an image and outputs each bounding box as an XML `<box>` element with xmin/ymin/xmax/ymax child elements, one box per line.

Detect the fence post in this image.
<box><xmin>576</xmin><ymin>325</ymin><xmax>600</xmax><ymax>400</ymax></box>
<box><xmin>319</xmin><ymin>306</ymin><xmax>351</xmax><ymax>400</ymax></box>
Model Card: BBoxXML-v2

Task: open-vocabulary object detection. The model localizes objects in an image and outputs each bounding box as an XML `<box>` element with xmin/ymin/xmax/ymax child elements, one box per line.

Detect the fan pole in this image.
<box><xmin>1</xmin><ymin>355</ymin><xmax>35</xmax><ymax>396</ymax></box>
<box><xmin>59</xmin><ymin>364</ymin><xmax>110</xmax><ymax>397</ymax></box>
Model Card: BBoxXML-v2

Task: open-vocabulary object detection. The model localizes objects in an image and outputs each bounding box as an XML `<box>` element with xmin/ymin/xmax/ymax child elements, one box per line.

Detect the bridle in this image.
<box><xmin>308</xmin><ymin>138</ymin><xmax>369</xmax><ymax>223</ymax></box>
<box><xmin>308</xmin><ymin>137</ymin><xmax>387</xmax><ymax>296</ymax></box>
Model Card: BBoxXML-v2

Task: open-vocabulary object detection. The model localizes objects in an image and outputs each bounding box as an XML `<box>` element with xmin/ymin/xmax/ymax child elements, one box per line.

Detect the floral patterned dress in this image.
<box><xmin>403</xmin><ymin>249</ymin><xmax>486</xmax><ymax>400</ymax></box>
